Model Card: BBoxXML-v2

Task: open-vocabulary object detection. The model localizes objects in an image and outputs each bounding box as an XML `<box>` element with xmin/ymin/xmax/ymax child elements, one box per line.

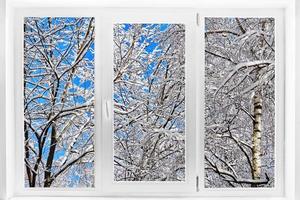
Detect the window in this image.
<box><xmin>24</xmin><ymin>17</ymin><xmax>95</xmax><ymax>188</ymax></box>
<box><xmin>204</xmin><ymin>17</ymin><xmax>275</xmax><ymax>188</ymax></box>
<box><xmin>113</xmin><ymin>23</ymin><xmax>186</xmax><ymax>182</ymax></box>
<box><xmin>100</xmin><ymin>11</ymin><xmax>196</xmax><ymax>195</ymax></box>
<box><xmin>5</xmin><ymin>6</ymin><xmax>292</xmax><ymax>199</ymax></box>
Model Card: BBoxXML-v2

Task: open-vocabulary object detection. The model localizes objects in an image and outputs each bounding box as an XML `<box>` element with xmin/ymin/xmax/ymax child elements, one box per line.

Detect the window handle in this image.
<box><xmin>104</xmin><ymin>100</ymin><xmax>111</xmax><ymax>119</ymax></box>
<box><xmin>196</xmin><ymin>176</ymin><xmax>199</xmax><ymax>192</ymax></box>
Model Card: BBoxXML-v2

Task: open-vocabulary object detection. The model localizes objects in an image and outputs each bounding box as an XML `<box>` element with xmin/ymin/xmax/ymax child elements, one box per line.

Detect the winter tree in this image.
<box><xmin>113</xmin><ymin>24</ymin><xmax>186</xmax><ymax>181</ymax></box>
<box><xmin>24</xmin><ymin>17</ymin><xmax>95</xmax><ymax>187</ymax></box>
<box><xmin>205</xmin><ymin>18</ymin><xmax>275</xmax><ymax>187</ymax></box>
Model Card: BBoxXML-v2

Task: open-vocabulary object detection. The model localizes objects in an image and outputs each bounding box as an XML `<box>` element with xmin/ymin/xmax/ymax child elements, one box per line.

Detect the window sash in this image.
<box><xmin>100</xmin><ymin>10</ymin><xmax>197</xmax><ymax>194</ymax></box>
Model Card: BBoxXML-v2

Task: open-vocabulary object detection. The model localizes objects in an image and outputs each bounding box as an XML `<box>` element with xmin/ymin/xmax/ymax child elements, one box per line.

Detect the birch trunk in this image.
<box><xmin>251</xmin><ymin>92</ymin><xmax>262</xmax><ymax>187</ymax></box>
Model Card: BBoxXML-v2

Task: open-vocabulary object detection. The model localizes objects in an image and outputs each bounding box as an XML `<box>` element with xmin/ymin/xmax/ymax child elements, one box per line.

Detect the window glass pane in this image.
<box><xmin>24</xmin><ymin>17</ymin><xmax>95</xmax><ymax>187</ymax></box>
<box><xmin>113</xmin><ymin>24</ymin><xmax>186</xmax><ymax>181</ymax></box>
<box><xmin>204</xmin><ymin>17</ymin><xmax>275</xmax><ymax>188</ymax></box>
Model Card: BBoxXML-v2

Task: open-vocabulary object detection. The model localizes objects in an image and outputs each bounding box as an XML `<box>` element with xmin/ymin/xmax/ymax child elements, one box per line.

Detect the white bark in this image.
<box><xmin>252</xmin><ymin>92</ymin><xmax>262</xmax><ymax>181</ymax></box>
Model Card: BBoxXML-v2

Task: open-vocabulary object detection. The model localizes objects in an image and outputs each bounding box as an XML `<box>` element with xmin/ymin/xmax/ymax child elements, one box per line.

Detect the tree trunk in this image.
<box><xmin>24</xmin><ymin>124</ymin><xmax>33</xmax><ymax>187</ymax></box>
<box><xmin>44</xmin><ymin>124</ymin><xmax>57</xmax><ymax>187</ymax></box>
<box><xmin>251</xmin><ymin>92</ymin><xmax>262</xmax><ymax>187</ymax></box>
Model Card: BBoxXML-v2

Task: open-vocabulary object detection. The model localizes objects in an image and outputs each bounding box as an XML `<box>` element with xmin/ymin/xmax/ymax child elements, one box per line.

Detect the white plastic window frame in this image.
<box><xmin>4</xmin><ymin>2</ymin><xmax>295</xmax><ymax>200</ymax></box>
